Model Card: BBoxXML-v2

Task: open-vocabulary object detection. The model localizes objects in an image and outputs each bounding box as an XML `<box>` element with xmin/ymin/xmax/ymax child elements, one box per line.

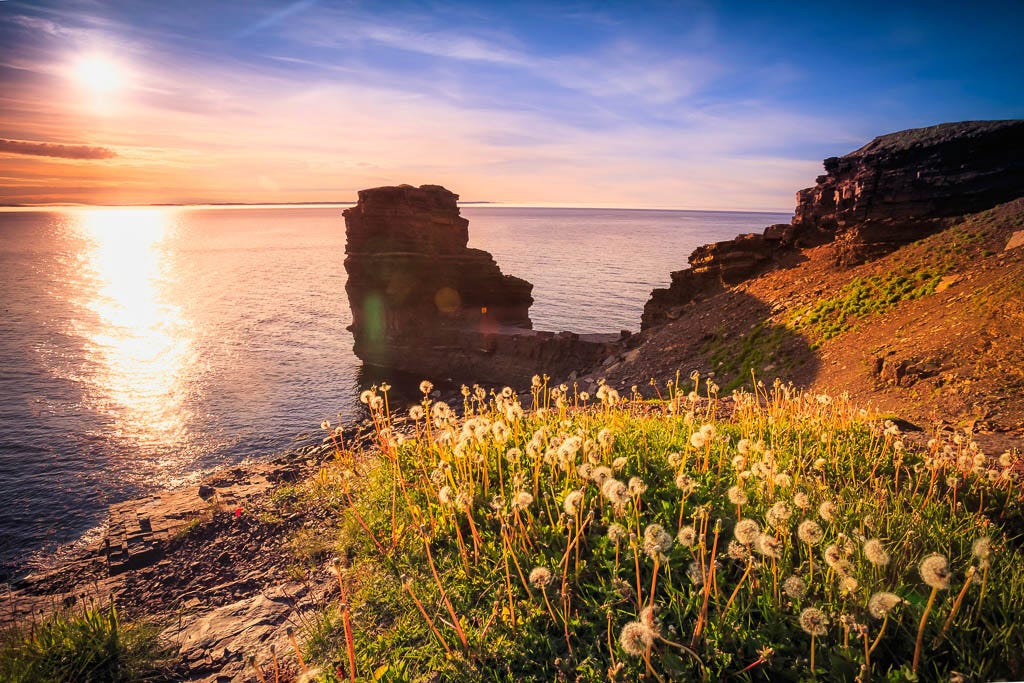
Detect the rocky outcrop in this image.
<box><xmin>642</xmin><ymin>120</ymin><xmax>1024</xmax><ymax>329</ymax></box>
<box><xmin>344</xmin><ymin>184</ymin><xmax>621</xmax><ymax>383</ymax></box>
<box><xmin>794</xmin><ymin>120</ymin><xmax>1024</xmax><ymax>264</ymax></box>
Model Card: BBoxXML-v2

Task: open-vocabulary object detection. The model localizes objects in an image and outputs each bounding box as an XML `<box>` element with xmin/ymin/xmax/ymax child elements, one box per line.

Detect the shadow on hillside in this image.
<box><xmin>674</xmin><ymin>290</ymin><xmax>822</xmax><ymax>394</ymax></box>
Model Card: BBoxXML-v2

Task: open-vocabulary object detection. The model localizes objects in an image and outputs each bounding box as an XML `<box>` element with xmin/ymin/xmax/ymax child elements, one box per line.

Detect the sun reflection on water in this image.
<box><xmin>72</xmin><ymin>208</ymin><xmax>193</xmax><ymax>454</ymax></box>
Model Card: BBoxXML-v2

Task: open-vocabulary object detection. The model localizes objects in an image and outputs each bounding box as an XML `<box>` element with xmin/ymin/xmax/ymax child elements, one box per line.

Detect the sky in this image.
<box><xmin>0</xmin><ymin>1</ymin><xmax>1022</xmax><ymax>210</ymax></box>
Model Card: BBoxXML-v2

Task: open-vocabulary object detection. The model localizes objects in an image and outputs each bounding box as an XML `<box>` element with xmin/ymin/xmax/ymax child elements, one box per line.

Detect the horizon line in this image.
<box><xmin>0</xmin><ymin>200</ymin><xmax>795</xmax><ymax>214</ymax></box>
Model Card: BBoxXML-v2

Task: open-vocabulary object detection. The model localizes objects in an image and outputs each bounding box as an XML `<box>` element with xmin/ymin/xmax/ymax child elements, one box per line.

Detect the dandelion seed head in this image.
<box><xmin>754</xmin><ymin>533</ymin><xmax>782</xmax><ymax>559</ymax></box>
<box><xmin>793</xmin><ymin>492</ymin><xmax>810</xmax><ymax>510</ymax></box>
<box><xmin>868</xmin><ymin>592</ymin><xmax>903</xmax><ymax>619</ymax></box>
<box><xmin>920</xmin><ymin>554</ymin><xmax>951</xmax><ymax>589</ymax></box>
<box><xmin>727</xmin><ymin>485</ymin><xmax>748</xmax><ymax>506</ymax></box>
<box><xmin>602</xmin><ymin>478</ymin><xmax>629</xmax><ymax>508</ymax></box>
<box><xmin>863</xmin><ymin>539</ymin><xmax>890</xmax><ymax>566</ymax></box>
<box><xmin>563</xmin><ymin>490</ymin><xmax>584</xmax><ymax>516</ymax></box>
<box><xmin>737</xmin><ymin>438</ymin><xmax>752</xmax><ymax>455</ymax></box>
<box><xmin>677</xmin><ymin>525</ymin><xmax>698</xmax><ymax>547</ymax></box>
<box><xmin>799</xmin><ymin>607</ymin><xmax>828</xmax><ymax>636</ymax></box>
<box><xmin>514</xmin><ymin>491</ymin><xmax>534</xmax><ymax>510</ymax></box>
<box><xmin>419</xmin><ymin>380</ymin><xmax>433</xmax><ymax>395</ymax></box>
<box><xmin>612</xmin><ymin>456</ymin><xmax>628</xmax><ymax>471</ymax></box>
<box><xmin>783</xmin><ymin>575</ymin><xmax>807</xmax><ymax>599</ymax></box>
<box><xmin>690</xmin><ymin>431</ymin><xmax>707</xmax><ymax>448</ymax></box>
<box><xmin>408</xmin><ymin>405</ymin><xmax>425</xmax><ymax>421</ymax></box>
<box><xmin>839</xmin><ymin>576</ymin><xmax>859</xmax><ymax>596</ymax></box>
<box><xmin>727</xmin><ymin>540</ymin><xmax>750</xmax><ymax>560</ymax></box>
<box><xmin>818</xmin><ymin>501</ymin><xmax>836</xmax><ymax>523</ymax></box>
<box><xmin>972</xmin><ymin>537</ymin><xmax>992</xmax><ymax>561</ymax></box>
<box><xmin>675</xmin><ymin>472</ymin><xmax>696</xmax><ymax>495</ymax></box>
<box><xmin>687</xmin><ymin>560</ymin><xmax>704</xmax><ymax>585</ymax></box>
<box><xmin>592</xmin><ymin>466</ymin><xmax>613</xmax><ymax>485</ymax></box>
<box><xmin>798</xmin><ymin>520</ymin><xmax>824</xmax><ymax>545</ymax></box>
<box><xmin>619</xmin><ymin>621</ymin><xmax>652</xmax><ymax>657</ymax></box>
<box><xmin>628</xmin><ymin>477</ymin><xmax>648</xmax><ymax>496</ymax></box>
<box><xmin>775</xmin><ymin>473</ymin><xmax>793</xmax><ymax>489</ymax></box>
<box><xmin>734</xmin><ymin>519</ymin><xmax>761</xmax><ymax>546</ymax></box>
<box><xmin>529</xmin><ymin>566</ymin><xmax>553</xmax><ymax>589</ymax></box>
<box><xmin>607</xmin><ymin>523</ymin><xmax>628</xmax><ymax>544</ymax></box>
<box><xmin>643</xmin><ymin>524</ymin><xmax>673</xmax><ymax>559</ymax></box>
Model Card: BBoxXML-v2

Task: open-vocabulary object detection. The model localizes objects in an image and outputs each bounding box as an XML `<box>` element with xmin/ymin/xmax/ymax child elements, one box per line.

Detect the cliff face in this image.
<box><xmin>344</xmin><ymin>184</ymin><xmax>620</xmax><ymax>383</ymax></box>
<box><xmin>642</xmin><ymin>120</ymin><xmax>1024</xmax><ymax>329</ymax></box>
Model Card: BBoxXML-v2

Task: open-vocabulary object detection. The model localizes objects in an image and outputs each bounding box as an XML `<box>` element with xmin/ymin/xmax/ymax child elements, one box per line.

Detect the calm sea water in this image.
<box><xmin>0</xmin><ymin>205</ymin><xmax>789</xmax><ymax>571</ymax></box>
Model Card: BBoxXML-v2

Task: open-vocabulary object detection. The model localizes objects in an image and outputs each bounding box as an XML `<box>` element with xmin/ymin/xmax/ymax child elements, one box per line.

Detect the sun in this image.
<box><xmin>72</xmin><ymin>56</ymin><xmax>124</xmax><ymax>95</ymax></box>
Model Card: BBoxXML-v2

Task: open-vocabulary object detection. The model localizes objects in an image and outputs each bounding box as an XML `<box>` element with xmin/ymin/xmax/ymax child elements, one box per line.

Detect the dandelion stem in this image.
<box><xmin>912</xmin><ymin>586</ymin><xmax>939</xmax><ymax>674</ymax></box>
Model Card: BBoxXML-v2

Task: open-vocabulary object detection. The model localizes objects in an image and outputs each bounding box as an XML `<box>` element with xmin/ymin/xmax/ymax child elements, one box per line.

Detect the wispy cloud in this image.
<box><xmin>0</xmin><ymin>138</ymin><xmax>117</xmax><ymax>159</ymax></box>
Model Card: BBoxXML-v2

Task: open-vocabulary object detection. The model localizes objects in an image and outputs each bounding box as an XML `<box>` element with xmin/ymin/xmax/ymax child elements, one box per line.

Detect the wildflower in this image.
<box><xmin>529</xmin><ymin>566</ymin><xmax>554</xmax><ymax>589</ymax></box>
<box><xmin>677</xmin><ymin>525</ymin><xmax>698</xmax><ymax>547</ymax></box>
<box><xmin>727</xmin><ymin>485</ymin><xmax>748</xmax><ymax>506</ymax></box>
<box><xmin>408</xmin><ymin>405</ymin><xmax>424</xmax><ymax>421</ymax></box>
<box><xmin>369</xmin><ymin>396</ymin><xmax>384</xmax><ymax>411</ymax></box>
<box><xmin>628</xmin><ymin>477</ymin><xmax>648</xmax><ymax>496</ymax></box>
<box><xmin>799</xmin><ymin>607</ymin><xmax>829</xmax><ymax>636</ymax></box>
<box><xmin>766</xmin><ymin>501</ymin><xmax>792</xmax><ymax>528</ymax></box>
<box><xmin>818</xmin><ymin>501</ymin><xmax>835</xmax><ymax>522</ymax></box>
<box><xmin>531</xmin><ymin>374</ymin><xmax>542</xmax><ymax>388</ymax></box>
<box><xmin>359</xmin><ymin>390</ymin><xmax>373</xmax><ymax>404</ymax></box>
<box><xmin>612</xmin><ymin>456</ymin><xmax>628</xmax><ymax>471</ymax></box>
<box><xmin>868</xmin><ymin>592</ymin><xmax>903</xmax><ymax>619</ymax></box>
<box><xmin>798</xmin><ymin>520</ymin><xmax>824</xmax><ymax>545</ymax></box>
<box><xmin>690</xmin><ymin>431</ymin><xmax>707</xmax><ymax>448</ymax></box>
<box><xmin>513</xmin><ymin>491</ymin><xmax>534</xmax><ymax>510</ymax></box>
<box><xmin>775</xmin><ymin>473</ymin><xmax>793</xmax><ymax>489</ymax></box>
<box><xmin>643</xmin><ymin>524</ymin><xmax>673</xmax><ymax>559</ymax></box>
<box><xmin>727</xmin><ymin>540</ymin><xmax>749</xmax><ymax>560</ymax></box>
<box><xmin>674</xmin><ymin>472</ymin><xmax>696</xmax><ymax>495</ymax></box>
<box><xmin>579</xmin><ymin>391</ymin><xmax>590</xmax><ymax>402</ymax></box>
<box><xmin>972</xmin><ymin>537</ymin><xmax>992</xmax><ymax>567</ymax></box>
<box><xmin>438</xmin><ymin>486</ymin><xmax>453</xmax><ymax>506</ymax></box>
<box><xmin>737</xmin><ymin>438</ymin><xmax>752</xmax><ymax>455</ymax></box>
<box><xmin>320</xmin><ymin>420</ymin><xmax>330</xmax><ymax>430</ymax></box>
<box><xmin>754</xmin><ymin>533</ymin><xmax>782</xmax><ymax>559</ymax></box>
<box><xmin>732</xmin><ymin>455</ymin><xmax>747</xmax><ymax>470</ymax></box>
<box><xmin>419</xmin><ymin>380</ymin><xmax>433</xmax><ymax>395</ymax></box>
<box><xmin>592</xmin><ymin>465</ymin><xmax>613</xmax><ymax>485</ymax></box>
<box><xmin>602</xmin><ymin>479</ymin><xmax>629</xmax><ymax>508</ymax></box>
<box><xmin>793</xmin><ymin>492</ymin><xmax>810</xmax><ymax>510</ymax></box>
<box><xmin>783</xmin><ymin>575</ymin><xmax>807</xmax><ymax>599</ymax></box>
<box><xmin>839</xmin><ymin>576</ymin><xmax>859</xmax><ymax>596</ymax></box>
<box><xmin>639</xmin><ymin>606</ymin><xmax>660</xmax><ymax>636</ymax></box>
<box><xmin>667</xmin><ymin>451</ymin><xmax>683</xmax><ymax>467</ymax></box>
<box><xmin>734</xmin><ymin>519</ymin><xmax>761</xmax><ymax>546</ymax></box>
<box><xmin>823</xmin><ymin>544</ymin><xmax>843</xmax><ymax>568</ymax></box>
<box><xmin>813</xmin><ymin>457</ymin><xmax>827</xmax><ymax>470</ymax></box>
<box><xmin>607</xmin><ymin>523</ymin><xmax>628</xmax><ymax>544</ymax></box>
<box><xmin>919</xmin><ymin>554</ymin><xmax>951</xmax><ymax>590</ymax></box>
<box><xmin>863</xmin><ymin>539</ymin><xmax>890</xmax><ymax>566</ymax></box>
<box><xmin>619</xmin><ymin>621</ymin><xmax>653</xmax><ymax>656</ymax></box>
<box><xmin>492</xmin><ymin>421</ymin><xmax>510</xmax><ymax>443</ymax></box>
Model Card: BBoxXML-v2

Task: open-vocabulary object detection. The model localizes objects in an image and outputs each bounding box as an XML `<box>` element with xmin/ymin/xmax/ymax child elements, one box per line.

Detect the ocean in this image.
<box><xmin>0</xmin><ymin>205</ymin><xmax>790</xmax><ymax>571</ymax></box>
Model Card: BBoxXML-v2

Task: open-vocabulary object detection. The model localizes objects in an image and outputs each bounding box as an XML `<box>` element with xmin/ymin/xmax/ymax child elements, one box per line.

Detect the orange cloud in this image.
<box><xmin>0</xmin><ymin>138</ymin><xmax>117</xmax><ymax>160</ymax></box>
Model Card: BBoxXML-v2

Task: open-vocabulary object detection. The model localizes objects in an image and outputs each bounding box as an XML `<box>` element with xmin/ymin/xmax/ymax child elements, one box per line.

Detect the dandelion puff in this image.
<box><xmin>839</xmin><ymin>575</ymin><xmax>859</xmax><ymax>596</ymax></box>
<box><xmin>972</xmin><ymin>537</ymin><xmax>992</xmax><ymax>566</ymax></box>
<box><xmin>602</xmin><ymin>478</ymin><xmax>629</xmax><ymax>508</ymax></box>
<box><xmin>818</xmin><ymin>500</ymin><xmax>836</xmax><ymax>522</ymax></box>
<box><xmin>727</xmin><ymin>540</ymin><xmax>750</xmax><ymax>561</ymax></box>
<box><xmin>628</xmin><ymin>477</ymin><xmax>647</xmax><ymax>496</ymax></box>
<box><xmin>677</xmin><ymin>525</ymin><xmax>698</xmax><ymax>547</ymax></box>
<box><xmin>919</xmin><ymin>554</ymin><xmax>951</xmax><ymax>590</ymax></box>
<box><xmin>643</xmin><ymin>524</ymin><xmax>673</xmax><ymax>559</ymax></box>
<box><xmin>320</xmin><ymin>420</ymin><xmax>330</xmax><ymax>430</ymax></box>
<box><xmin>690</xmin><ymin>431</ymin><xmax>707</xmax><ymax>448</ymax></box>
<box><xmin>737</xmin><ymin>438</ymin><xmax>751</xmax><ymax>455</ymax></box>
<box><xmin>863</xmin><ymin>538</ymin><xmax>890</xmax><ymax>566</ymax></box>
<box><xmin>868</xmin><ymin>592</ymin><xmax>904</xmax><ymax>619</ymax></box>
<box><xmin>775</xmin><ymin>473</ymin><xmax>793</xmax><ymax>489</ymax></box>
<box><xmin>687</xmin><ymin>560</ymin><xmax>704</xmax><ymax>586</ymax></box>
<box><xmin>612</xmin><ymin>456</ymin><xmax>628</xmax><ymax>471</ymax></box>
<box><xmin>597</xmin><ymin>428</ymin><xmax>613</xmax><ymax>448</ymax></box>
<box><xmin>783</xmin><ymin>575</ymin><xmax>807</xmax><ymax>600</ymax></box>
<box><xmin>727</xmin><ymin>485</ymin><xmax>748</xmax><ymax>506</ymax></box>
<box><xmin>607</xmin><ymin>523</ymin><xmax>628</xmax><ymax>544</ymax></box>
<box><xmin>563</xmin><ymin>490</ymin><xmax>584</xmax><ymax>516</ymax></box>
<box><xmin>799</xmin><ymin>607</ymin><xmax>829</xmax><ymax>636</ymax></box>
<box><xmin>798</xmin><ymin>520</ymin><xmax>824</xmax><ymax>545</ymax></box>
<box><xmin>675</xmin><ymin>472</ymin><xmax>696</xmax><ymax>495</ymax></box>
<box><xmin>734</xmin><ymin>519</ymin><xmax>761</xmax><ymax>546</ymax></box>
<box><xmin>359</xmin><ymin>390</ymin><xmax>373</xmax><ymax>404</ymax></box>
<box><xmin>419</xmin><ymin>380</ymin><xmax>433</xmax><ymax>395</ymax></box>
<box><xmin>619</xmin><ymin>621</ymin><xmax>653</xmax><ymax>657</ymax></box>
<box><xmin>408</xmin><ymin>405</ymin><xmax>424</xmax><ymax>421</ymax></box>
<box><xmin>592</xmin><ymin>466</ymin><xmax>613</xmax><ymax>485</ymax></box>
<box><xmin>529</xmin><ymin>566</ymin><xmax>553</xmax><ymax>589</ymax></box>
<box><xmin>513</xmin><ymin>491</ymin><xmax>534</xmax><ymax>510</ymax></box>
<box><xmin>793</xmin><ymin>492</ymin><xmax>810</xmax><ymax>510</ymax></box>
<box><xmin>754</xmin><ymin>533</ymin><xmax>782</xmax><ymax>559</ymax></box>
<box><xmin>639</xmin><ymin>606</ymin><xmax>660</xmax><ymax>636</ymax></box>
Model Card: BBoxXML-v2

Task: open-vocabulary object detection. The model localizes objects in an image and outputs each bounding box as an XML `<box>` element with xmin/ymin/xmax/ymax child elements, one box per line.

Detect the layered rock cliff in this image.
<box><xmin>344</xmin><ymin>184</ymin><xmax>620</xmax><ymax>383</ymax></box>
<box><xmin>642</xmin><ymin>120</ymin><xmax>1024</xmax><ymax>329</ymax></box>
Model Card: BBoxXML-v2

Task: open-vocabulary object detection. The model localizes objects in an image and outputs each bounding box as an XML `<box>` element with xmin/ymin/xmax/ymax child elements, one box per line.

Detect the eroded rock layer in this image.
<box><xmin>344</xmin><ymin>184</ymin><xmax>619</xmax><ymax>383</ymax></box>
<box><xmin>642</xmin><ymin>120</ymin><xmax>1024</xmax><ymax>329</ymax></box>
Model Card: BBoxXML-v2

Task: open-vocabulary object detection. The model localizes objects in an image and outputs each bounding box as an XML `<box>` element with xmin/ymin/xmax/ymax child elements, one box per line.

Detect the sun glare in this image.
<box><xmin>72</xmin><ymin>55</ymin><xmax>125</xmax><ymax>95</ymax></box>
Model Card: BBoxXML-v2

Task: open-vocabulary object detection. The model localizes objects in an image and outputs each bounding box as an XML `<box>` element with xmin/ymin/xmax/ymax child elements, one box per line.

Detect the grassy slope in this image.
<box><xmin>271</xmin><ymin>384</ymin><xmax>1024</xmax><ymax>682</ymax></box>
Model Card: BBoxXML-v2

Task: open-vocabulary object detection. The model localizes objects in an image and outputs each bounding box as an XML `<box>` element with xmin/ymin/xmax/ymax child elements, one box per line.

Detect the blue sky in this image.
<box><xmin>0</xmin><ymin>0</ymin><xmax>1021</xmax><ymax>208</ymax></box>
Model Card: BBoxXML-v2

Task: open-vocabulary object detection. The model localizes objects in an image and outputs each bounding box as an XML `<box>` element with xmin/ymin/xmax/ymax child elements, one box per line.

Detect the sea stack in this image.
<box><xmin>343</xmin><ymin>184</ymin><xmax>621</xmax><ymax>383</ymax></box>
<box><xmin>343</xmin><ymin>184</ymin><xmax>534</xmax><ymax>371</ymax></box>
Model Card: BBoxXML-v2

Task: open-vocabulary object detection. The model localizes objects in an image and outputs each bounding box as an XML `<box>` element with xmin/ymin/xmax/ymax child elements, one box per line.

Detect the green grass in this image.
<box><xmin>0</xmin><ymin>602</ymin><xmax>167</xmax><ymax>682</ymax></box>
<box><xmin>292</xmin><ymin>379</ymin><xmax>1024</xmax><ymax>682</ymax></box>
<box><xmin>789</xmin><ymin>267</ymin><xmax>946</xmax><ymax>342</ymax></box>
